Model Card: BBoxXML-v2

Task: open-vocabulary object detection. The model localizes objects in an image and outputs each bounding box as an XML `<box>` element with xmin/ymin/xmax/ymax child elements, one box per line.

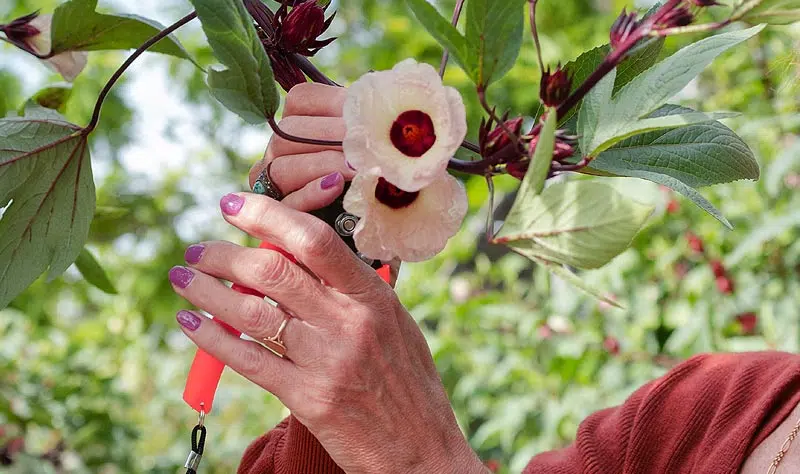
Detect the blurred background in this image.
<box><xmin>1</xmin><ymin>0</ymin><xmax>799</xmax><ymax>472</ymax></box>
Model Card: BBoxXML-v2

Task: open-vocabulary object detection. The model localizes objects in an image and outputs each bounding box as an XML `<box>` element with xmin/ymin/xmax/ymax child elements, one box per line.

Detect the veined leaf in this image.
<box><xmin>75</xmin><ymin>246</ymin><xmax>117</xmax><ymax>294</ymax></box>
<box><xmin>493</xmin><ymin>181</ymin><xmax>654</xmax><ymax>269</ymax></box>
<box><xmin>465</xmin><ymin>0</ymin><xmax>526</xmax><ymax>86</ymax></box>
<box><xmin>51</xmin><ymin>0</ymin><xmax>191</xmax><ymax>59</ymax></box>
<box><xmin>0</xmin><ymin>116</ymin><xmax>95</xmax><ymax>309</ymax></box>
<box><xmin>523</xmin><ymin>110</ymin><xmax>557</xmax><ymax>196</ymax></box>
<box><xmin>189</xmin><ymin>0</ymin><xmax>280</xmax><ymax>124</ymax></box>
<box><xmin>580</xmin><ymin>25</ymin><xmax>764</xmax><ymax>157</ymax></box>
<box><xmin>405</xmin><ymin>0</ymin><xmax>469</xmax><ymax>73</ymax></box>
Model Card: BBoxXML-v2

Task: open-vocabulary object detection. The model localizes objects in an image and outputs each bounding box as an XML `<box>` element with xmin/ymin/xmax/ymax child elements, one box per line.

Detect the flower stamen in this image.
<box><xmin>390</xmin><ymin>110</ymin><xmax>436</xmax><ymax>157</ymax></box>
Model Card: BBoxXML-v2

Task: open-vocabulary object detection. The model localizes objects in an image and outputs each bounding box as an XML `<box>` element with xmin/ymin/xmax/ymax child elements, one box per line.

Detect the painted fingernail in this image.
<box><xmin>169</xmin><ymin>266</ymin><xmax>194</xmax><ymax>289</ymax></box>
<box><xmin>177</xmin><ymin>310</ymin><xmax>201</xmax><ymax>331</ymax></box>
<box><xmin>185</xmin><ymin>244</ymin><xmax>205</xmax><ymax>265</ymax></box>
<box><xmin>321</xmin><ymin>172</ymin><xmax>343</xmax><ymax>190</ymax></box>
<box><xmin>220</xmin><ymin>193</ymin><xmax>245</xmax><ymax>215</ymax></box>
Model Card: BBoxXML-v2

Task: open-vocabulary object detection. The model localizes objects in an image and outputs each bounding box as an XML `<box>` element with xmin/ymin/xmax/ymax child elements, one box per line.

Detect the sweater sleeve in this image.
<box><xmin>237</xmin><ymin>415</ymin><xmax>343</xmax><ymax>474</ymax></box>
<box><xmin>523</xmin><ymin>351</ymin><xmax>800</xmax><ymax>474</ymax></box>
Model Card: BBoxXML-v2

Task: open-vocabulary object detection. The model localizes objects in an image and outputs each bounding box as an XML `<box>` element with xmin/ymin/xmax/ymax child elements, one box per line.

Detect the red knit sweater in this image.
<box><xmin>237</xmin><ymin>352</ymin><xmax>800</xmax><ymax>474</ymax></box>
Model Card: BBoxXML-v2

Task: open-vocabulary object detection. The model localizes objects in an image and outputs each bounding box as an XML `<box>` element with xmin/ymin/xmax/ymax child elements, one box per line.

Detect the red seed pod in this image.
<box><xmin>689</xmin><ymin>0</ymin><xmax>721</xmax><ymax>7</ymax></box>
<box><xmin>686</xmin><ymin>232</ymin><xmax>704</xmax><ymax>254</ymax></box>
<box><xmin>652</xmin><ymin>0</ymin><xmax>694</xmax><ymax>29</ymax></box>
<box><xmin>716</xmin><ymin>276</ymin><xmax>735</xmax><ymax>294</ymax></box>
<box><xmin>710</xmin><ymin>259</ymin><xmax>726</xmax><ymax>278</ymax></box>
<box><xmin>603</xmin><ymin>336</ymin><xmax>621</xmax><ymax>355</ymax></box>
<box><xmin>610</xmin><ymin>8</ymin><xmax>639</xmax><ymax>49</ymax></box>
<box><xmin>267</xmin><ymin>50</ymin><xmax>307</xmax><ymax>92</ymax></box>
<box><xmin>540</xmin><ymin>66</ymin><xmax>572</xmax><ymax>107</ymax></box>
<box><xmin>666</xmin><ymin>199</ymin><xmax>681</xmax><ymax>214</ymax></box>
<box><xmin>736</xmin><ymin>312</ymin><xmax>758</xmax><ymax>335</ymax></box>
<box><xmin>481</xmin><ymin>116</ymin><xmax>524</xmax><ymax>159</ymax></box>
<box><xmin>275</xmin><ymin>0</ymin><xmax>336</xmax><ymax>56</ymax></box>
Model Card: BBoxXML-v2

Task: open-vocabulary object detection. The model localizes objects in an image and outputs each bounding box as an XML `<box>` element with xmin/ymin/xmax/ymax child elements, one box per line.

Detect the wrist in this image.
<box><xmin>414</xmin><ymin>436</ymin><xmax>488</xmax><ymax>474</ymax></box>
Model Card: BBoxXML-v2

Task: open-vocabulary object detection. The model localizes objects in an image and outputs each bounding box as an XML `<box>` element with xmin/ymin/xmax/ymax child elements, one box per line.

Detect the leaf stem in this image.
<box><xmin>528</xmin><ymin>0</ymin><xmax>544</xmax><ymax>76</ymax></box>
<box><xmin>439</xmin><ymin>0</ymin><xmax>466</xmax><ymax>77</ymax></box>
<box><xmin>84</xmin><ymin>11</ymin><xmax>197</xmax><ymax>133</ymax></box>
<box><xmin>267</xmin><ymin>116</ymin><xmax>343</xmax><ymax>146</ymax></box>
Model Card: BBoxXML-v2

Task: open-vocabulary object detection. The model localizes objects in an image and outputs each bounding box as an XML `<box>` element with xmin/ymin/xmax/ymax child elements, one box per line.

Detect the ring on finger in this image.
<box><xmin>261</xmin><ymin>313</ymin><xmax>291</xmax><ymax>358</ymax></box>
<box><xmin>252</xmin><ymin>161</ymin><xmax>285</xmax><ymax>201</ymax></box>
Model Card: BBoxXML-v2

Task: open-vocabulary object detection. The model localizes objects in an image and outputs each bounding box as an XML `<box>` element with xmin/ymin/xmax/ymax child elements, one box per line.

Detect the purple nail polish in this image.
<box><xmin>169</xmin><ymin>266</ymin><xmax>194</xmax><ymax>289</ymax></box>
<box><xmin>177</xmin><ymin>310</ymin><xmax>201</xmax><ymax>331</ymax></box>
<box><xmin>220</xmin><ymin>193</ymin><xmax>245</xmax><ymax>215</ymax></box>
<box><xmin>185</xmin><ymin>244</ymin><xmax>205</xmax><ymax>265</ymax></box>
<box><xmin>321</xmin><ymin>172</ymin><xmax>343</xmax><ymax>190</ymax></box>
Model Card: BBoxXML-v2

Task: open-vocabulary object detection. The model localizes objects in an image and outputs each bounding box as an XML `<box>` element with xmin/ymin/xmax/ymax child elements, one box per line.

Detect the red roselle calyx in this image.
<box><xmin>651</xmin><ymin>0</ymin><xmax>694</xmax><ymax>29</ymax></box>
<box><xmin>610</xmin><ymin>9</ymin><xmax>639</xmax><ymax>49</ymax></box>
<box><xmin>540</xmin><ymin>66</ymin><xmax>572</xmax><ymax>107</ymax></box>
<box><xmin>274</xmin><ymin>0</ymin><xmax>336</xmax><ymax>56</ymax></box>
<box><xmin>268</xmin><ymin>49</ymin><xmax>307</xmax><ymax>91</ymax></box>
<box><xmin>0</xmin><ymin>11</ymin><xmax>42</xmax><ymax>53</ymax></box>
<box><xmin>507</xmin><ymin>131</ymin><xmax>576</xmax><ymax>180</ymax></box>
<box><xmin>479</xmin><ymin>116</ymin><xmax>524</xmax><ymax>161</ymax></box>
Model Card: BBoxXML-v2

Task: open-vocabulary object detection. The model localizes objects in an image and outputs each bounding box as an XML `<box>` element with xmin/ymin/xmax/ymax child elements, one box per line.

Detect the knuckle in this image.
<box><xmin>349</xmin><ymin>313</ymin><xmax>380</xmax><ymax>348</ymax></box>
<box><xmin>298</xmin><ymin>219</ymin><xmax>339</xmax><ymax>260</ymax></box>
<box><xmin>284</xmin><ymin>83</ymin><xmax>314</xmax><ymax>115</ymax></box>
<box><xmin>238</xmin><ymin>345</ymin><xmax>267</xmax><ymax>377</ymax></box>
<box><xmin>239</xmin><ymin>298</ymin><xmax>275</xmax><ymax>337</ymax></box>
<box><xmin>252</xmin><ymin>251</ymin><xmax>290</xmax><ymax>287</ymax></box>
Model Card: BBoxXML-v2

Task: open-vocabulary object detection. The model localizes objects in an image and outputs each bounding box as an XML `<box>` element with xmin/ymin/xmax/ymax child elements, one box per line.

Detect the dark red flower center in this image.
<box><xmin>390</xmin><ymin>110</ymin><xmax>436</xmax><ymax>157</ymax></box>
<box><xmin>375</xmin><ymin>177</ymin><xmax>419</xmax><ymax>209</ymax></box>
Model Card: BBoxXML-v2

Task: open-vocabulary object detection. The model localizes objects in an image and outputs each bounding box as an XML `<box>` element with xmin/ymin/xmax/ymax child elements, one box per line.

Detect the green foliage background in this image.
<box><xmin>1</xmin><ymin>0</ymin><xmax>799</xmax><ymax>472</ymax></box>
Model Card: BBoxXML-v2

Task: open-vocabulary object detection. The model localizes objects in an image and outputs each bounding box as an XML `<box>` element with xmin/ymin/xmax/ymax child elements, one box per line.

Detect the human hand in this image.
<box><xmin>247</xmin><ymin>82</ymin><xmax>354</xmax><ymax>213</ymax></box>
<box><xmin>170</xmin><ymin>194</ymin><xmax>487</xmax><ymax>474</ymax></box>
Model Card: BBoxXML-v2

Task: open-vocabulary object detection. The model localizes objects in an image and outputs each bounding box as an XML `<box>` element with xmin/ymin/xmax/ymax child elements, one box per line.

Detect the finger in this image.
<box><xmin>265</xmin><ymin>116</ymin><xmax>345</xmax><ymax>161</ymax></box>
<box><xmin>175</xmin><ymin>310</ymin><xmax>297</xmax><ymax>399</ymax></box>
<box><xmin>281</xmin><ymin>172</ymin><xmax>346</xmax><ymax>212</ymax></box>
<box><xmin>284</xmin><ymin>83</ymin><xmax>347</xmax><ymax>117</ymax></box>
<box><xmin>168</xmin><ymin>265</ymin><xmax>310</xmax><ymax>357</ymax></box>
<box><xmin>248</xmin><ymin>150</ymin><xmax>355</xmax><ymax>193</ymax></box>
<box><xmin>182</xmin><ymin>241</ymin><xmax>339</xmax><ymax>323</ymax></box>
<box><xmin>219</xmin><ymin>193</ymin><xmax>386</xmax><ymax>297</ymax></box>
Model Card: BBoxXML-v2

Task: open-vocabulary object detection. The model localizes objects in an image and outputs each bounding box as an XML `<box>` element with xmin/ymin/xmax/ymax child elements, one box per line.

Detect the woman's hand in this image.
<box><xmin>170</xmin><ymin>194</ymin><xmax>487</xmax><ymax>474</ymax></box>
<box><xmin>247</xmin><ymin>82</ymin><xmax>354</xmax><ymax>213</ymax></box>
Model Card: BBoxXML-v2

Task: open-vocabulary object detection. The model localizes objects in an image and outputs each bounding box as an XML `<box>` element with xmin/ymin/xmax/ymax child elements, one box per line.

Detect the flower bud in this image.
<box><xmin>736</xmin><ymin>312</ymin><xmax>757</xmax><ymax>335</ymax></box>
<box><xmin>716</xmin><ymin>276</ymin><xmax>734</xmax><ymax>294</ymax></box>
<box><xmin>276</xmin><ymin>0</ymin><xmax>336</xmax><ymax>56</ymax></box>
<box><xmin>603</xmin><ymin>336</ymin><xmax>621</xmax><ymax>355</ymax></box>
<box><xmin>610</xmin><ymin>9</ymin><xmax>639</xmax><ymax>49</ymax></box>
<box><xmin>710</xmin><ymin>259</ymin><xmax>726</xmax><ymax>278</ymax></box>
<box><xmin>689</xmin><ymin>0</ymin><xmax>721</xmax><ymax>6</ymax></box>
<box><xmin>539</xmin><ymin>66</ymin><xmax>571</xmax><ymax>107</ymax></box>
<box><xmin>686</xmin><ymin>232</ymin><xmax>704</xmax><ymax>254</ymax></box>
<box><xmin>0</xmin><ymin>12</ymin><xmax>87</xmax><ymax>81</ymax></box>
<box><xmin>652</xmin><ymin>0</ymin><xmax>694</xmax><ymax>29</ymax></box>
<box><xmin>268</xmin><ymin>50</ymin><xmax>307</xmax><ymax>91</ymax></box>
<box><xmin>480</xmin><ymin>116</ymin><xmax>524</xmax><ymax>160</ymax></box>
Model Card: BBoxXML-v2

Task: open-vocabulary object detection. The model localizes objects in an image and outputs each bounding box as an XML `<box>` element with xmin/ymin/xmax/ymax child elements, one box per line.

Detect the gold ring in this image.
<box><xmin>261</xmin><ymin>315</ymin><xmax>290</xmax><ymax>357</ymax></box>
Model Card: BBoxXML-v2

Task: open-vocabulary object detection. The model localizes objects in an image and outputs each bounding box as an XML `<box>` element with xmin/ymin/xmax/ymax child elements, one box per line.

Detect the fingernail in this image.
<box><xmin>185</xmin><ymin>244</ymin><xmax>205</xmax><ymax>265</ymax></box>
<box><xmin>177</xmin><ymin>310</ymin><xmax>201</xmax><ymax>331</ymax></box>
<box><xmin>321</xmin><ymin>172</ymin><xmax>343</xmax><ymax>190</ymax></box>
<box><xmin>220</xmin><ymin>193</ymin><xmax>245</xmax><ymax>215</ymax></box>
<box><xmin>169</xmin><ymin>266</ymin><xmax>194</xmax><ymax>289</ymax></box>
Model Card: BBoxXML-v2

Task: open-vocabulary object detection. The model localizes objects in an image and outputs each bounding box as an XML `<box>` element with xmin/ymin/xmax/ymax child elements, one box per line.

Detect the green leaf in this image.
<box><xmin>516</xmin><ymin>109</ymin><xmax>557</xmax><ymax>198</ymax></box>
<box><xmin>75</xmin><ymin>247</ymin><xmax>117</xmax><ymax>294</ymax></box>
<box><xmin>577</xmin><ymin>69</ymin><xmax>615</xmax><ymax>157</ymax></box>
<box><xmin>558</xmin><ymin>37</ymin><xmax>664</xmax><ymax>125</ymax></box>
<box><xmin>189</xmin><ymin>0</ymin><xmax>280</xmax><ymax>124</ymax></box>
<box><xmin>493</xmin><ymin>181</ymin><xmax>654</xmax><ymax>269</ymax></box>
<box><xmin>50</xmin><ymin>0</ymin><xmax>191</xmax><ymax>59</ymax></box>
<box><xmin>744</xmin><ymin>0</ymin><xmax>800</xmax><ymax>24</ymax></box>
<box><xmin>533</xmin><ymin>256</ymin><xmax>624</xmax><ymax>309</ymax></box>
<box><xmin>0</xmin><ymin>116</ymin><xmax>95</xmax><ymax>309</ymax></box>
<box><xmin>580</xmin><ymin>25</ymin><xmax>764</xmax><ymax>156</ymax></box>
<box><xmin>465</xmin><ymin>0</ymin><xmax>526</xmax><ymax>86</ymax></box>
<box><xmin>20</xmin><ymin>84</ymin><xmax>73</xmax><ymax>114</ymax></box>
<box><xmin>405</xmin><ymin>0</ymin><xmax>469</xmax><ymax>73</ymax></box>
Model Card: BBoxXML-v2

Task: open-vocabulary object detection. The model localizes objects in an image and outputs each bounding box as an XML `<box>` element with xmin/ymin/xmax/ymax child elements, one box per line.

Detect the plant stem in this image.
<box><xmin>439</xmin><ymin>0</ymin><xmax>466</xmax><ymax>77</ymax></box>
<box><xmin>84</xmin><ymin>11</ymin><xmax>197</xmax><ymax>133</ymax></box>
<box><xmin>268</xmin><ymin>116</ymin><xmax>343</xmax><ymax>146</ymax></box>
<box><xmin>293</xmin><ymin>53</ymin><xmax>340</xmax><ymax>86</ymax></box>
<box><xmin>485</xmin><ymin>174</ymin><xmax>496</xmax><ymax>241</ymax></box>
<box><xmin>529</xmin><ymin>0</ymin><xmax>544</xmax><ymax>76</ymax></box>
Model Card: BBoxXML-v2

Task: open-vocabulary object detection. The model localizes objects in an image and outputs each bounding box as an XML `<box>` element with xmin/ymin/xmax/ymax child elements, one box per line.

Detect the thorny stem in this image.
<box><xmin>268</xmin><ymin>116</ymin><xmax>343</xmax><ymax>146</ymax></box>
<box><xmin>529</xmin><ymin>0</ymin><xmax>545</xmax><ymax>76</ymax></box>
<box><xmin>84</xmin><ymin>11</ymin><xmax>197</xmax><ymax>133</ymax></box>
<box><xmin>439</xmin><ymin>0</ymin><xmax>466</xmax><ymax>77</ymax></box>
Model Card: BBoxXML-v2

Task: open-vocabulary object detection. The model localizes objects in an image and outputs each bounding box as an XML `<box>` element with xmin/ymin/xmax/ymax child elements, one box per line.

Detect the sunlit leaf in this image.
<box><xmin>20</xmin><ymin>84</ymin><xmax>73</xmax><ymax>113</ymax></box>
<box><xmin>405</xmin><ymin>0</ymin><xmax>469</xmax><ymax>73</ymax></box>
<box><xmin>465</xmin><ymin>0</ymin><xmax>526</xmax><ymax>86</ymax></box>
<box><xmin>75</xmin><ymin>246</ymin><xmax>117</xmax><ymax>294</ymax></box>
<box><xmin>50</xmin><ymin>0</ymin><xmax>191</xmax><ymax>59</ymax></box>
<box><xmin>0</xmin><ymin>116</ymin><xmax>95</xmax><ymax>309</ymax></box>
<box><xmin>494</xmin><ymin>181</ymin><xmax>654</xmax><ymax>269</ymax></box>
<box><xmin>189</xmin><ymin>0</ymin><xmax>280</xmax><ymax>124</ymax></box>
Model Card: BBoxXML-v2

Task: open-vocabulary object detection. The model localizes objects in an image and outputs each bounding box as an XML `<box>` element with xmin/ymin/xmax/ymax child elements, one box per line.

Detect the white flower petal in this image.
<box><xmin>27</xmin><ymin>14</ymin><xmax>53</xmax><ymax>56</ymax></box>
<box><xmin>343</xmin><ymin>172</ymin><xmax>468</xmax><ymax>262</ymax></box>
<box><xmin>46</xmin><ymin>51</ymin><xmax>89</xmax><ymax>82</ymax></box>
<box><xmin>343</xmin><ymin>59</ymin><xmax>467</xmax><ymax>192</ymax></box>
